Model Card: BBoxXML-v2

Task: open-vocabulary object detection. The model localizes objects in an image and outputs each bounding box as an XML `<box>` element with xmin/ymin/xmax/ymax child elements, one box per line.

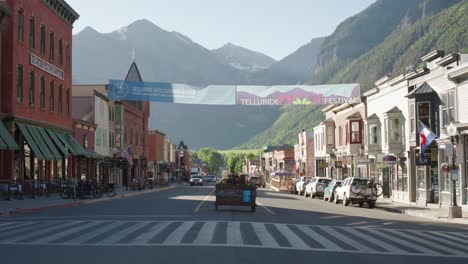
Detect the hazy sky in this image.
<box><xmin>67</xmin><ymin>0</ymin><xmax>375</xmax><ymax>60</ymax></box>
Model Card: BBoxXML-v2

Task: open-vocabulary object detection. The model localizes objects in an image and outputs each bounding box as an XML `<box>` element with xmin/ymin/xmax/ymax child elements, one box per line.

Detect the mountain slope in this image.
<box><xmin>326</xmin><ymin>0</ymin><xmax>468</xmax><ymax>90</ymax></box>
<box><xmin>212</xmin><ymin>43</ymin><xmax>276</xmax><ymax>72</ymax></box>
<box><xmin>249</xmin><ymin>37</ymin><xmax>325</xmax><ymax>85</ymax></box>
<box><xmin>313</xmin><ymin>0</ymin><xmax>461</xmax><ymax>86</ymax></box>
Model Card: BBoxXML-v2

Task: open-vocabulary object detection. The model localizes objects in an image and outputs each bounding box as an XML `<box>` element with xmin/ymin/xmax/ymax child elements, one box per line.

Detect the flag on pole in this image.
<box><xmin>419</xmin><ymin>121</ymin><xmax>437</xmax><ymax>162</ymax></box>
<box><xmin>122</xmin><ymin>147</ymin><xmax>133</xmax><ymax>166</ymax></box>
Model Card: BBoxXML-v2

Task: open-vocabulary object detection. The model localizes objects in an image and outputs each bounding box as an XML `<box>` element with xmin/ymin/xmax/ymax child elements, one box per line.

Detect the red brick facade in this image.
<box><xmin>1</xmin><ymin>0</ymin><xmax>77</xmax><ymax>129</ymax></box>
<box><xmin>147</xmin><ymin>130</ymin><xmax>165</xmax><ymax>162</ymax></box>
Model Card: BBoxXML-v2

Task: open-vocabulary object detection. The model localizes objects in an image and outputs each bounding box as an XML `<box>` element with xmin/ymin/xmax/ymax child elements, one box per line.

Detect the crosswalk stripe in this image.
<box><xmin>276</xmin><ymin>224</ymin><xmax>308</xmax><ymax>249</ymax></box>
<box><xmin>448</xmin><ymin>232</ymin><xmax>468</xmax><ymax>240</ymax></box>
<box><xmin>193</xmin><ymin>222</ymin><xmax>216</xmax><ymax>244</ymax></box>
<box><xmin>164</xmin><ymin>221</ymin><xmax>195</xmax><ymax>244</ymax></box>
<box><xmin>227</xmin><ymin>222</ymin><xmax>243</xmax><ymax>245</ymax></box>
<box><xmin>130</xmin><ymin>222</ymin><xmax>171</xmax><ymax>244</ymax></box>
<box><xmin>345</xmin><ymin>228</ymin><xmax>407</xmax><ymax>253</ymax></box>
<box><xmin>0</xmin><ymin>222</ymin><xmax>39</xmax><ymax>234</ymax></box>
<box><xmin>100</xmin><ymin>222</ymin><xmax>150</xmax><ymax>244</ymax></box>
<box><xmin>319</xmin><ymin>226</ymin><xmax>374</xmax><ymax>252</ymax></box>
<box><xmin>12</xmin><ymin>222</ymin><xmax>79</xmax><ymax>243</ymax></box>
<box><xmin>407</xmin><ymin>230</ymin><xmax>468</xmax><ymax>254</ymax></box>
<box><xmin>33</xmin><ymin>222</ymin><xmax>94</xmax><ymax>243</ymax></box>
<box><xmin>371</xmin><ymin>229</ymin><xmax>441</xmax><ymax>255</ymax></box>
<box><xmin>296</xmin><ymin>225</ymin><xmax>341</xmax><ymax>250</ymax></box>
<box><xmin>427</xmin><ymin>231</ymin><xmax>468</xmax><ymax>246</ymax></box>
<box><xmin>0</xmin><ymin>222</ymin><xmax>15</xmax><ymax>228</ymax></box>
<box><xmin>389</xmin><ymin>229</ymin><xmax>463</xmax><ymax>255</ymax></box>
<box><xmin>67</xmin><ymin>222</ymin><xmax>123</xmax><ymax>244</ymax></box>
<box><xmin>251</xmin><ymin>222</ymin><xmax>279</xmax><ymax>248</ymax></box>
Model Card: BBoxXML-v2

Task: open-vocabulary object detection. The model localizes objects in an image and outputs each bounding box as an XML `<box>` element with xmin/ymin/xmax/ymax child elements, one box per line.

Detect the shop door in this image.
<box><xmin>382</xmin><ymin>167</ymin><xmax>390</xmax><ymax>197</ymax></box>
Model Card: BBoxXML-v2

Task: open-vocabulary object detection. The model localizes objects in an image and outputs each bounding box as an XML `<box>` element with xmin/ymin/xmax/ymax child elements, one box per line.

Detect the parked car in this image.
<box><xmin>189</xmin><ymin>175</ymin><xmax>204</xmax><ymax>186</ymax></box>
<box><xmin>334</xmin><ymin>177</ymin><xmax>377</xmax><ymax>208</ymax></box>
<box><xmin>295</xmin><ymin>176</ymin><xmax>310</xmax><ymax>195</ymax></box>
<box><xmin>323</xmin><ymin>180</ymin><xmax>342</xmax><ymax>202</ymax></box>
<box><xmin>304</xmin><ymin>177</ymin><xmax>332</xmax><ymax>198</ymax></box>
<box><xmin>205</xmin><ymin>175</ymin><xmax>217</xmax><ymax>183</ymax></box>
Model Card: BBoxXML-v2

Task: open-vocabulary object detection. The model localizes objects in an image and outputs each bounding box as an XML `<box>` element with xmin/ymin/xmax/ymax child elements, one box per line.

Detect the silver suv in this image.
<box><xmin>334</xmin><ymin>177</ymin><xmax>378</xmax><ymax>208</ymax></box>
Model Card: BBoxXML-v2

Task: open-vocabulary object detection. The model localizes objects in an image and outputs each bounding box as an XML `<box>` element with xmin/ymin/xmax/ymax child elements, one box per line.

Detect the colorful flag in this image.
<box><xmin>419</xmin><ymin>121</ymin><xmax>437</xmax><ymax>162</ymax></box>
<box><xmin>122</xmin><ymin>147</ymin><xmax>133</xmax><ymax>166</ymax></box>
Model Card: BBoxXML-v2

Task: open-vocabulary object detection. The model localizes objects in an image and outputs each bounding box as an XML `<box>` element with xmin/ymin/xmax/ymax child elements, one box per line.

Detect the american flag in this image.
<box><xmin>122</xmin><ymin>147</ymin><xmax>133</xmax><ymax>166</ymax></box>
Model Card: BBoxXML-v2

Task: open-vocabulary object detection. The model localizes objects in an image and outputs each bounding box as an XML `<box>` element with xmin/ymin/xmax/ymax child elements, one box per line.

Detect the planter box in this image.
<box><xmin>215</xmin><ymin>184</ymin><xmax>257</xmax><ymax>212</ymax></box>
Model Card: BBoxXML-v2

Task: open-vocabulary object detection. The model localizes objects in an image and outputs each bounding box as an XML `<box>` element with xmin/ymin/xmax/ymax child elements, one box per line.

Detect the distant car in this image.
<box><xmin>296</xmin><ymin>176</ymin><xmax>310</xmax><ymax>195</ymax></box>
<box><xmin>323</xmin><ymin>180</ymin><xmax>342</xmax><ymax>202</ymax></box>
<box><xmin>205</xmin><ymin>175</ymin><xmax>217</xmax><ymax>183</ymax></box>
<box><xmin>189</xmin><ymin>175</ymin><xmax>204</xmax><ymax>186</ymax></box>
<box><xmin>334</xmin><ymin>177</ymin><xmax>377</xmax><ymax>208</ymax></box>
<box><xmin>304</xmin><ymin>177</ymin><xmax>332</xmax><ymax>198</ymax></box>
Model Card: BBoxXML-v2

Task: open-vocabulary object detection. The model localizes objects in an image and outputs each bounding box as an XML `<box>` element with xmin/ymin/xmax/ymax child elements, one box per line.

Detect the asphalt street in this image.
<box><xmin>1</xmin><ymin>184</ymin><xmax>468</xmax><ymax>264</ymax></box>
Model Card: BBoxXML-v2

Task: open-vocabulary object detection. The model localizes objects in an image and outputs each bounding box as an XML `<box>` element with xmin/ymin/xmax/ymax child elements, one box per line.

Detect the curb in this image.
<box><xmin>376</xmin><ymin>205</ymin><xmax>468</xmax><ymax>225</ymax></box>
<box><xmin>0</xmin><ymin>185</ymin><xmax>175</xmax><ymax>216</ymax></box>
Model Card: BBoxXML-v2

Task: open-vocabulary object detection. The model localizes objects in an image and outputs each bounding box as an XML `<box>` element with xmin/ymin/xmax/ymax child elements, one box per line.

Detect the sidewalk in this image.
<box><xmin>376</xmin><ymin>199</ymin><xmax>468</xmax><ymax>224</ymax></box>
<box><xmin>0</xmin><ymin>185</ymin><xmax>175</xmax><ymax>216</ymax></box>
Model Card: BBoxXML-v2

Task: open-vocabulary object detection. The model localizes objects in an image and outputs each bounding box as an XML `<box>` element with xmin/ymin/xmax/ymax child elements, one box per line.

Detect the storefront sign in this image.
<box><xmin>451</xmin><ymin>170</ymin><xmax>458</xmax><ymax>181</ymax></box>
<box><xmin>30</xmin><ymin>53</ymin><xmax>64</xmax><ymax>80</ymax></box>
<box><xmin>242</xmin><ymin>190</ymin><xmax>252</xmax><ymax>203</ymax></box>
<box><xmin>383</xmin><ymin>155</ymin><xmax>397</xmax><ymax>164</ymax></box>
<box><xmin>445</xmin><ymin>143</ymin><xmax>454</xmax><ymax>157</ymax></box>
<box><xmin>319</xmin><ymin>162</ymin><xmax>329</xmax><ymax>168</ymax></box>
<box><xmin>357</xmin><ymin>159</ymin><xmax>370</xmax><ymax>164</ymax></box>
<box><xmin>415</xmin><ymin>151</ymin><xmax>431</xmax><ymax>166</ymax></box>
<box><xmin>334</xmin><ymin>161</ymin><xmax>342</xmax><ymax>168</ymax></box>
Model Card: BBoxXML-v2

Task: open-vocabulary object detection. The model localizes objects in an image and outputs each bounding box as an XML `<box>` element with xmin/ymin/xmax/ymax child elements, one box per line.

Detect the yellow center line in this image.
<box><xmin>194</xmin><ymin>188</ymin><xmax>215</xmax><ymax>212</ymax></box>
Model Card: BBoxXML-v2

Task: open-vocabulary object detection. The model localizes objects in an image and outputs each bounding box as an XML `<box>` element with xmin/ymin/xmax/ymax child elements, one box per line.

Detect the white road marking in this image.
<box><xmin>344</xmin><ymin>227</ymin><xmax>406</xmax><ymax>253</ymax></box>
<box><xmin>276</xmin><ymin>224</ymin><xmax>308</xmax><ymax>249</ymax></box>
<box><xmin>256</xmin><ymin>201</ymin><xmax>276</xmax><ymax>215</ymax></box>
<box><xmin>34</xmin><ymin>221</ymin><xmax>94</xmax><ymax>243</ymax></box>
<box><xmin>389</xmin><ymin>229</ymin><xmax>466</xmax><ymax>255</ymax></box>
<box><xmin>164</xmin><ymin>221</ymin><xmax>195</xmax><ymax>244</ymax></box>
<box><xmin>10</xmin><ymin>222</ymin><xmax>79</xmax><ymax>242</ymax></box>
<box><xmin>130</xmin><ymin>222</ymin><xmax>171</xmax><ymax>244</ymax></box>
<box><xmin>319</xmin><ymin>226</ymin><xmax>374</xmax><ymax>252</ymax></box>
<box><xmin>98</xmin><ymin>221</ymin><xmax>150</xmax><ymax>244</ymax></box>
<box><xmin>193</xmin><ymin>221</ymin><xmax>216</xmax><ymax>244</ymax></box>
<box><xmin>297</xmin><ymin>225</ymin><xmax>341</xmax><ymax>250</ymax></box>
<box><xmin>407</xmin><ymin>230</ymin><xmax>468</xmax><ymax>253</ymax></box>
<box><xmin>251</xmin><ymin>222</ymin><xmax>279</xmax><ymax>247</ymax></box>
<box><xmin>227</xmin><ymin>221</ymin><xmax>243</xmax><ymax>245</ymax></box>
<box><xmin>67</xmin><ymin>222</ymin><xmax>123</xmax><ymax>244</ymax></box>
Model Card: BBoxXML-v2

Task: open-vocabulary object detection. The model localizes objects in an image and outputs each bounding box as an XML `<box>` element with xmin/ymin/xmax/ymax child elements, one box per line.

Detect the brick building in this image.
<box><xmin>0</xmin><ymin>0</ymin><xmax>83</xmax><ymax>185</ymax></box>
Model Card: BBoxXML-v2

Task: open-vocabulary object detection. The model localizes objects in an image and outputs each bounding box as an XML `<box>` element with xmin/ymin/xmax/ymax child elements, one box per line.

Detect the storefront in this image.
<box><xmin>415</xmin><ymin>148</ymin><xmax>439</xmax><ymax>206</ymax></box>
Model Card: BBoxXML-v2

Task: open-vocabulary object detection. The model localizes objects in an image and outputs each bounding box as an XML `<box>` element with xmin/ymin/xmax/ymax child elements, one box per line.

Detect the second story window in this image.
<box><xmin>350</xmin><ymin>121</ymin><xmax>361</xmax><ymax>144</ymax></box>
<box><xmin>40</xmin><ymin>76</ymin><xmax>45</xmax><ymax>109</ymax></box>
<box><xmin>49</xmin><ymin>80</ymin><xmax>55</xmax><ymax>112</ymax></box>
<box><xmin>58</xmin><ymin>85</ymin><xmax>63</xmax><ymax>114</ymax></box>
<box><xmin>389</xmin><ymin>118</ymin><xmax>401</xmax><ymax>143</ymax></box>
<box><xmin>418</xmin><ymin>102</ymin><xmax>431</xmax><ymax>128</ymax></box>
<box><xmin>29</xmin><ymin>17</ymin><xmax>35</xmax><ymax>49</ymax></box>
<box><xmin>339</xmin><ymin>126</ymin><xmax>343</xmax><ymax>146</ymax></box>
<box><xmin>29</xmin><ymin>71</ymin><xmax>35</xmax><ymax>105</ymax></box>
<box><xmin>40</xmin><ymin>25</ymin><xmax>46</xmax><ymax>55</ymax></box>
<box><xmin>369</xmin><ymin>124</ymin><xmax>378</xmax><ymax>145</ymax></box>
<box><xmin>49</xmin><ymin>32</ymin><xmax>55</xmax><ymax>61</ymax></box>
<box><xmin>409</xmin><ymin>102</ymin><xmax>415</xmax><ymax>134</ymax></box>
<box><xmin>17</xmin><ymin>65</ymin><xmax>23</xmax><ymax>102</ymax></box>
<box><xmin>66</xmin><ymin>88</ymin><xmax>70</xmax><ymax>116</ymax></box>
<box><xmin>441</xmin><ymin>89</ymin><xmax>456</xmax><ymax>128</ymax></box>
<box><xmin>58</xmin><ymin>39</ymin><xmax>63</xmax><ymax>65</ymax></box>
<box><xmin>18</xmin><ymin>9</ymin><xmax>24</xmax><ymax>42</ymax></box>
<box><xmin>66</xmin><ymin>45</ymin><xmax>70</xmax><ymax>71</ymax></box>
<box><xmin>326</xmin><ymin>126</ymin><xmax>333</xmax><ymax>145</ymax></box>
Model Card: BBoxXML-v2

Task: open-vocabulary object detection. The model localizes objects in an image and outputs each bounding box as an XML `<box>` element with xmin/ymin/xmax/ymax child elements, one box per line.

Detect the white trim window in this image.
<box><xmin>326</xmin><ymin>126</ymin><xmax>333</xmax><ymax>146</ymax></box>
<box><xmin>389</xmin><ymin>118</ymin><xmax>401</xmax><ymax>143</ymax></box>
<box><xmin>409</xmin><ymin>102</ymin><xmax>415</xmax><ymax>134</ymax></box>
<box><xmin>441</xmin><ymin>89</ymin><xmax>456</xmax><ymax>128</ymax></box>
<box><xmin>369</xmin><ymin>124</ymin><xmax>379</xmax><ymax>145</ymax></box>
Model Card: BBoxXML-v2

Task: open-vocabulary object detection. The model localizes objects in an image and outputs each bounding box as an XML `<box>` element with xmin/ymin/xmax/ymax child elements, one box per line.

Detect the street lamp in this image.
<box><xmin>447</xmin><ymin>122</ymin><xmax>462</xmax><ymax>218</ymax></box>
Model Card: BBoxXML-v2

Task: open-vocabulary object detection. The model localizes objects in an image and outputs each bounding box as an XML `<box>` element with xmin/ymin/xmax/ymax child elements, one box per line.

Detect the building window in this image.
<box><xmin>29</xmin><ymin>17</ymin><xmax>35</xmax><ymax>49</ymax></box>
<box><xmin>40</xmin><ymin>25</ymin><xmax>46</xmax><ymax>55</ymax></box>
<box><xmin>18</xmin><ymin>10</ymin><xmax>24</xmax><ymax>42</ymax></box>
<box><xmin>409</xmin><ymin>102</ymin><xmax>415</xmax><ymax>134</ymax></box>
<box><xmin>442</xmin><ymin>89</ymin><xmax>455</xmax><ymax>128</ymax></box>
<box><xmin>17</xmin><ymin>65</ymin><xmax>23</xmax><ymax>102</ymax></box>
<box><xmin>66</xmin><ymin>88</ymin><xmax>70</xmax><ymax>116</ymax></box>
<box><xmin>58</xmin><ymin>39</ymin><xmax>63</xmax><ymax>65</ymax></box>
<box><xmin>326</xmin><ymin>126</ymin><xmax>333</xmax><ymax>145</ymax></box>
<box><xmin>66</xmin><ymin>45</ymin><xmax>70</xmax><ymax>71</ymax></box>
<box><xmin>417</xmin><ymin>102</ymin><xmax>431</xmax><ymax>128</ymax></box>
<box><xmin>345</xmin><ymin>124</ymin><xmax>349</xmax><ymax>144</ymax></box>
<box><xmin>350</xmin><ymin>121</ymin><xmax>361</xmax><ymax>143</ymax></box>
<box><xmin>390</xmin><ymin>118</ymin><xmax>401</xmax><ymax>143</ymax></box>
<box><xmin>49</xmin><ymin>32</ymin><xmax>55</xmax><ymax>61</ymax></box>
<box><xmin>40</xmin><ymin>76</ymin><xmax>45</xmax><ymax>108</ymax></box>
<box><xmin>96</xmin><ymin>128</ymin><xmax>101</xmax><ymax>147</ymax></box>
<box><xmin>29</xmin><ymin>71</ymin><xmax>35</xmax><ymax>105</ymax></box>
<box><xmin>369</xmin><ymin>124</ymin><xmax>378</xmax><ymax>145</ymax></box>
<box><xmin>49</xmin><ymin>80</ymin><xmax>54</xmax><ymax>112</ymax></box>
<box><xmin>58</xmin><ymin>85</ymin><xmax>63</xmax><ymax>114</ymax></box>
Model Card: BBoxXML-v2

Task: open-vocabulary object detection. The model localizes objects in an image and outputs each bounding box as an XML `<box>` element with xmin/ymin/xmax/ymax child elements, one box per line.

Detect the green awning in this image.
<box><xmin>46</xmin><ymin>128</ymin><xmax>70</xmax><ymax>158</ymax></box>
<box><xmin>61</xmin><ymin>133</ymin><xmax>87</xmax><ymax>156</ymax></box>
<box><xmin>27</xmin><ymin>126</ymin><xmax>55</xmax><ymax>160</ymax></box>
<box><xmin>87</xmin><ymin>151</ymin><xmax>104</xmax><ymax>159</ymax></box>
<box><xmin>16</xmin><ymin>124</ymin><xmax>45</xmax><ymax>160</ymax></box>
<box><xmin>0</xmin><ymin>121</ymin><xmax>18</xmax><ymax>150</ymax></box>
<box><xmin>37</xmin><ymin>127</ymin><xmax>62</xmax><ymax>160</ymax></box>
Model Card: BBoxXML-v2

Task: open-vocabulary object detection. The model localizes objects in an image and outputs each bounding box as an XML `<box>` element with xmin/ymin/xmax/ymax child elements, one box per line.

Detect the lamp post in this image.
<box><xmin>447</xmin><ymin>122</ymin><xmax>462</xmax><ymax>218</ymax></box>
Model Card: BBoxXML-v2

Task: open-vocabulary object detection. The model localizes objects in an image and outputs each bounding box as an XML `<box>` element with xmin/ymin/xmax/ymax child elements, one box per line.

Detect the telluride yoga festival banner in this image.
<box><xmin>108</xmin><ymin>80</ymin><xmax>361</xmax><ymax>106</ymax></box>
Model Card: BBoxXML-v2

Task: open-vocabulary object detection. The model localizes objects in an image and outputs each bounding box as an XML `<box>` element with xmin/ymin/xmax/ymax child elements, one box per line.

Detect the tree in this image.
<box><xmin>207</xmin><ymin>151</ymin><xmax>224</xmax><ymax>175</ymax></box>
